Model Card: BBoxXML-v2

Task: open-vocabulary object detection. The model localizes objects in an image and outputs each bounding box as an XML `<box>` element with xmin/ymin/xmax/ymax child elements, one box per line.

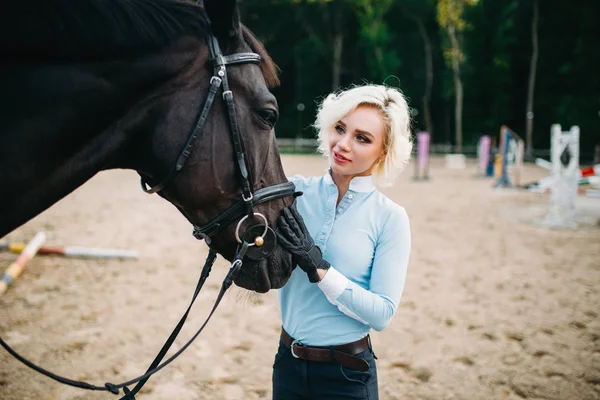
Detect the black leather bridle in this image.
<box><xmin>140</xmin><ymin>27</ymin><xmax>295</xmax><ymax>253</ymax></box>
<box><xmin>0</xmin><ymin>22</ymin><xmax>295</xmax><ymax>400</ymax></box>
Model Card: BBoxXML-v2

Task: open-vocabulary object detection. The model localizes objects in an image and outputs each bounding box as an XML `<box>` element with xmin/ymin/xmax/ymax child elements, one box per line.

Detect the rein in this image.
<box><xmin>0</xmin><ymin>243</ymin><xmax>249</xmax><ymax>399</ymax></box>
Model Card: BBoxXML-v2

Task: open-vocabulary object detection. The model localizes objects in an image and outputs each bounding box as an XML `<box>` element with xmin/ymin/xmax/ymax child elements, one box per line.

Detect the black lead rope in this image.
<box><xmin>0</xmin><ymin>243</ymin><xmax>249</xmax><ymax>398</ymax></box>
<box><xmin>119</xmin><ymin>251</ymin><xmax>218</xmax><ymax>399</ymax></box>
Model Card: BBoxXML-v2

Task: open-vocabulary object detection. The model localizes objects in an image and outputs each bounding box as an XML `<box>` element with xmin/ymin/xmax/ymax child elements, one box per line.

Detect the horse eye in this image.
<box><xmin>259</xmin><ymin>109</ymin><xmax>278</xmax><ymax>126</ymax></box>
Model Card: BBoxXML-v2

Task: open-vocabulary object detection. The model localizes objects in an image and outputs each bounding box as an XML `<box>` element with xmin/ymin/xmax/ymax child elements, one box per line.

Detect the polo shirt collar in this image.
<box><xmin>323</xmin><ymin>169</ymin><xmax>375</xmax><ymax>193</ymax></box>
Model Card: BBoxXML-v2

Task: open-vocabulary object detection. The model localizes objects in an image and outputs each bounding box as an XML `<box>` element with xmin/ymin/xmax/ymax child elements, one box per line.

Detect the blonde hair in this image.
<box><xmin>314</xmin><ymin>84</ymin><xmax>413</xmax><ymax>187</ymax></box>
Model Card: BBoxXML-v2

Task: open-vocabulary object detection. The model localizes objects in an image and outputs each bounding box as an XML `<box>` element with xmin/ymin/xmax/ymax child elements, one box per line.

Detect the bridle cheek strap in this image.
<box><xmin>211</xmin><ymin>35</ymin><xmax>255</xmax><ymax>217</ymax></box>
<box><xmin>139</xmin><ymin>71</ymin><xmax>223</xmax><ymax>194</ymax></box>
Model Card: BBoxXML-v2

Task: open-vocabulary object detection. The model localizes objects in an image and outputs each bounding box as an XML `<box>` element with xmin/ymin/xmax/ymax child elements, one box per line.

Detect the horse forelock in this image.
<box><xmin>1</xmin><ymin>0</ymin><xmax>208</xmax><ymax>62</ymax></box>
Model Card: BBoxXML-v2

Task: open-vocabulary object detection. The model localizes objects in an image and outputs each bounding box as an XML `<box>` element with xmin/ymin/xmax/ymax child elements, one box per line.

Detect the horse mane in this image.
<box><xmin>241</xmin><ymin>25</ymin><xmax>280</xmax><ymax>89</ymax></box>
<box><xmin>1</xmin><ymin>0</ymin><xmax>280</xmax><ymax>85</ymax></box>
<box><xmin>1</xmin><ymin>0</ymin><xmax>208</xmax><ymax>62</ymax></box>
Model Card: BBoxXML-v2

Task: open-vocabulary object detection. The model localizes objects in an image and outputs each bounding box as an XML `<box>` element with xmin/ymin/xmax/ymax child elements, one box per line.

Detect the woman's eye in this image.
<box><xmin>335</xmin><ymin>125</ymin><xmax>345</xmax><ymax>134</ymax></box>
<box><xmin>357</xmin><ymin>135</ymin><xmax>370</xmax><ymax>143</ymax></box>
<box><xmin>259</xmin><ymin>109</ymin><xmax>278</xmax><ymax>126</ymax></box>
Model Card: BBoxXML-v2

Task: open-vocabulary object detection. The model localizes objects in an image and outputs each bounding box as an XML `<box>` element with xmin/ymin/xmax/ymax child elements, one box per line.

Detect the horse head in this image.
<box><xmin>0</xmin><ymin>0</ymin><xmax>295</xmax><ymax>293</ymax></box>
<box><xmin>133</xmin><ymin>0</ymin><xmax>295</xmax><ymax>292</ymax></box>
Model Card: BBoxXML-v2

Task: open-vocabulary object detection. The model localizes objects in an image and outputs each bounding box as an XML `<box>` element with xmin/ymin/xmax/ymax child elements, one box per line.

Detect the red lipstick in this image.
<box><xmin>333</xmin><ymin>151</ymin><xmax>350</xmax><ymax>164</ymax></box>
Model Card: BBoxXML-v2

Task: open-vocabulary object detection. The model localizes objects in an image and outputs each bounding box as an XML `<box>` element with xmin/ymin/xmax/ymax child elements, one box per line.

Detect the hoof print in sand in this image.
<box><xmin>569</xmin><ymin>320</ymin><xmax>587</xmax><ymax>330</ymax></box>
<box><xmin>583</xmin><ymin>370</ymin><xmax>600</xmax><ymax>385</ymax></box>
<box><xmin>410</xmin><ymin>367</ymin><xmax>433</xmax><ymax>383</ymax></box>
<box><xmin>505</xmin><ymin>330</ymin><xmax>525</xmax><ymax>342</ymax></box>
<box><xmin>452</xmin><ymin>356</ymin><xmax>475</xmax><ymax>366</ymax></box>
<box><xmin>206</xmin><ymin>366</ymin><xmax>237</xmax><ymax>385</ymax></box>
<box><xmin>530</xmin><ymin>349</ymin><xmax>551</xmax><ymax>358</ymax></box>
<box><xmin>387</xmin><ymin>361</ymin><xmax>432</xmax><ymax>383</ymax></box>
<box><xmin>501</xmin><ymin>353</ymin><xmax>524</xmax><ymax>366</ymax></box>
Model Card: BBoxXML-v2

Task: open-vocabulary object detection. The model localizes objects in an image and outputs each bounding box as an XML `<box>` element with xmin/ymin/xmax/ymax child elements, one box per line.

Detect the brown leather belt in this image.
<box><xmin>280</xmin><ymin>329</ymin><xmax>371</xmax><ymax>372</ymax></box>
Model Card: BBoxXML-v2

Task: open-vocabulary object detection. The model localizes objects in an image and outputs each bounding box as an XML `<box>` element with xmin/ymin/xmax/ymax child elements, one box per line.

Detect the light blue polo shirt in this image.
<box><xmin>279</xmin><ymin>171</ymin><xmax>411</xmax><ymax>346</ymax></box>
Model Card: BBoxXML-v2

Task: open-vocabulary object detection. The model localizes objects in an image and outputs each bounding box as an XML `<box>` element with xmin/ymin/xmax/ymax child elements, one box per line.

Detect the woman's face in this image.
<box><xmin>328</xmin><ymin>106</ymin><xmax>386</xmax><ymax>179</ymax></box>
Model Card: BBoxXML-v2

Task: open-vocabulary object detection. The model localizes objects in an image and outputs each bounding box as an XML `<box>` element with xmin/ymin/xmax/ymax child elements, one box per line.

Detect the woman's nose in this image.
<box><xmin>338</xmin><ymin>135</ymin><xmax>351</xmax><ymax>150</ymax></box>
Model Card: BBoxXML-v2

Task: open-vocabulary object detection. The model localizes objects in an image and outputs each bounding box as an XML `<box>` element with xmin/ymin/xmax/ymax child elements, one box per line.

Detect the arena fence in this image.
<box><xmin>276</xmin><ymin>138</ymin><xmax>553</xmax><ymax>159</ymax></box>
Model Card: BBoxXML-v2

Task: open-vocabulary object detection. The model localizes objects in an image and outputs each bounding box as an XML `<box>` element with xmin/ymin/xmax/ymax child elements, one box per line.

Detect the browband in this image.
<box><xmin>211</xmin><ymin>53</ymin><xmax>262</xmax><ymax>66</ymax></box>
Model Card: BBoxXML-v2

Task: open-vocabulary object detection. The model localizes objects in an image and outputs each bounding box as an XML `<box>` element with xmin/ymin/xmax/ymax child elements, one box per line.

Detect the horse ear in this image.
<box><xmin>203</xmin><ymin>0</ymin><xmax>241</xmax><ymax>38</ymax></box>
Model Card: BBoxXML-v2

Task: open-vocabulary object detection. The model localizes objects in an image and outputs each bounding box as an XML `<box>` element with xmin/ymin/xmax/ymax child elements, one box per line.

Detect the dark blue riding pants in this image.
<box><xmin>272</xmin><ymin>340</ymin><xmax>379</xmax><ymax>400</ymax></box>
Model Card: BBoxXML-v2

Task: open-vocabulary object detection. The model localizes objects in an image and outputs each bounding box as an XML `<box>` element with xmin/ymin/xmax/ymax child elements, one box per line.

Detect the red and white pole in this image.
<box><xmin>0</xmin><ymin>232</ymin><xmax>46</xmax><ymax>296</ymax></box>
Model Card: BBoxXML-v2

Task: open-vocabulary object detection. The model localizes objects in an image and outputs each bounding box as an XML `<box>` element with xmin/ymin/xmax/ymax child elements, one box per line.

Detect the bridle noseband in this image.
<box><xmin>0</xmin><ymin>23</ymin><xmax>296</xmax><ymax>400</ymax></box>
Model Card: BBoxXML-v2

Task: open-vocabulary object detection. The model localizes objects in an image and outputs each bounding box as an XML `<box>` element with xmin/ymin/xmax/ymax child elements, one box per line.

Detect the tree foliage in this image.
<box><xmin>239</xmin><ymin>0</ymin><xmax>600</xmax><ymax>160</ymax></box>
<box><xmin>351</xmin><ymin>0</ymin><xmax>400</xmax><ymax>81</ymax></box>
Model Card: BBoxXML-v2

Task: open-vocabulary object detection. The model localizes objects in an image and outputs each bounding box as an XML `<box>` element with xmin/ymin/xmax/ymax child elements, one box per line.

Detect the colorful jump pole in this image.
<box><xmin>494</xmin><ymin>127</ymin><xmax>512</xmax><ymax>187</ymax></box>
<box><xmin>0</xmin><ymin>242</ymin><xmax>138</xmax><ymax>259</ymax></box>
<box><xmin>494</xmin><ymin>125</ymin><xmax>524</xmax><ymax>188</ymax></box>
<box><xmin>580</xmin><ymin>164</ymin><xmax>600</xmax><ymax>178</ymax></box>
<box><xmin>412</xmin><ymin>131</ymin><xmax>431</xmax><ymax>181</ymax></box>
<box><xmin>478</xmin><ymin>135</ymin><xmax>491</xmax><ymax>177</ymax></box>
<box><xmin>0</xmin><ymin>232</ymin><xmax>46</xmax><ymax>296</ymax></box>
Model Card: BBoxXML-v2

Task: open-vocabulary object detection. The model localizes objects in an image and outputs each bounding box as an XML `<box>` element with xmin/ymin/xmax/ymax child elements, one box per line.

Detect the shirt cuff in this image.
<box><xmin>317</xmin><ymin>266</ymin><xmax>348</xmax><ymax>302</ymax></box>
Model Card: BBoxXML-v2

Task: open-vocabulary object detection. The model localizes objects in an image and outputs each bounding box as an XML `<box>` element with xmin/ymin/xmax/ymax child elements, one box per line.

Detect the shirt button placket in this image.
<box><xmin>338</xmin><ymin>201</ymin><xmax>346</xmax><ymax>215</ymax></box>
<box><xmin>320</xmin><ymin>190</ymin><xmax>336</xmax><ymax>243</ymax></box>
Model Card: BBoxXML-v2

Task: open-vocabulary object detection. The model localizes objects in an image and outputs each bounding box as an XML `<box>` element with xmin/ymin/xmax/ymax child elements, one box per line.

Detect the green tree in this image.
<box><xmin>400</xmin><ymin>0</ymin><xmax>437</xmax><ymax>136</ymax></box>
<box><xmin>351</xmin><ymin>0</ymin><xmax>400</xmax><ymax>82</ymax></box>
<box><xmin>525</xmin><ymin>0</ymin><xmax>539</xmax><ymax>159</ymax></box>
<box><xmin>437</xmin><ymin>0</ymin><xmax>478</xmax><ymax>151</ymax></box>
<box><xmin>286</xmin><ymin>0</ymin><xmax>351</xmax><ymax>91</ymax></box>
<box><xmin>239</xmin><ymin>0</ymin><xmax>600</xmax><ymax>157</ymax></box>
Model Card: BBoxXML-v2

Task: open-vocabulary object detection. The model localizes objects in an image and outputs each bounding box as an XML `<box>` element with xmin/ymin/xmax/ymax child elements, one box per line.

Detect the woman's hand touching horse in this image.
<box><xmin>276</xmin><ymin>204</ymin><xmax>330</xmax><ymax>283</ymax></box>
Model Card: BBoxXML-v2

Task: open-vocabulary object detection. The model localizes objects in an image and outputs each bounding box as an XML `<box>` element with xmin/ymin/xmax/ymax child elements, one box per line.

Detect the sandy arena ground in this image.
<box><xmin>1</xmin><ymin>155</ymin><xmax>599</xmax><ymax>400</ymax></box>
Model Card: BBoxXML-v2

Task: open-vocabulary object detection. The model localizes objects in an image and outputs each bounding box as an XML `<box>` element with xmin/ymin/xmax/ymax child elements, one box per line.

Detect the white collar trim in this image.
<box><xmin>324</xmin><ymin>169</ymin><xmax>375</xmax><ymax>193</ymax></box>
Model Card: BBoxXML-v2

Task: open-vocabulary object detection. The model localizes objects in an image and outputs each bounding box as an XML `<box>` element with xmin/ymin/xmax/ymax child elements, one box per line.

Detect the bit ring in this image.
<box><xmin>235</xmin><ymin>213</ymin><xmax>269</xmax><ymax>246</ymax></box>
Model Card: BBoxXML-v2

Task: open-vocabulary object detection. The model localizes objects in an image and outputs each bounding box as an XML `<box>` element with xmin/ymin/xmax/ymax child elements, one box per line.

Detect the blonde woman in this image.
<box><xmin>273</xmin><ymin>84</ymin><xmax>413</xmax><ymax>399</ymax></box>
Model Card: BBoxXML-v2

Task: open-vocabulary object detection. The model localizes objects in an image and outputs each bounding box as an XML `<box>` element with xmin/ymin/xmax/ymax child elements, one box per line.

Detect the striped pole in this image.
<box><xmin>478</xmin><ymin>135</ymin><xmax>491</xmax><ymax>177</ymax></box>
<box><xmin>495</xmin><ymin>127</ymin><xmax>512</xmax><ymax>187</ymax></box>
<box><xmin>0</xmin><ymin>242</ymin><xmax>138</xmax><ymax>259</ymax></box>
<box><xmin>535</xmin><ymin>158</ymin><xmax>553</xmax><ymax>170</ymax></box>
<box><xmin>515</xmin><ymin>139</ymin><xmax>524</xmax><ymax>186</ymax></box>
<box><xmin>0</xmin><ymin>232</ymin><xmax>46</xmax><ymax>296</ymax></box>
<box><xmin>580</xmin><ymin>164</ymin><xmax>600</xmax><ymax>178</ymax></box>
<box><xmin>412</xmin><ymin>131</ymin><xmax>431</xmax><ymax>181</ymax></box>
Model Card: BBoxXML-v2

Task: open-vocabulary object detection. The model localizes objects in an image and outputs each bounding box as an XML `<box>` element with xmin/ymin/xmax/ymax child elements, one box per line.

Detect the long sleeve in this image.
<box><xmin>318</xmin><ymin>207</ymin><xmax>411</xmax><ymax>331</ymax></box>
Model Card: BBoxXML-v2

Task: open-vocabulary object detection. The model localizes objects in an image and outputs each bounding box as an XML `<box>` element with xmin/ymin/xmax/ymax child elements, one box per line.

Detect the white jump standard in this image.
<box><xmin>539</xmin><ymin>124</ymin><xmax>580</xmax><ymax>228</ymax></box>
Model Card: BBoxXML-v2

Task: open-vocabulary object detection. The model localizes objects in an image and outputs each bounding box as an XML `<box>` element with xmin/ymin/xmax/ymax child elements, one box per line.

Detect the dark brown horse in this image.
<box><xmin>0</xmin><ymin>0</ymin><xmax>295</xmax><ymax>293</ymax></box>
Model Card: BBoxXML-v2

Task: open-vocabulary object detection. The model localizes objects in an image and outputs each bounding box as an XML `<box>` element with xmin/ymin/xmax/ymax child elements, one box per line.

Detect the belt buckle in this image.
<box><xmin>290</xmin><ymin>340</ymin><xmax>303</xmax><ymax>359</ymax></box>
